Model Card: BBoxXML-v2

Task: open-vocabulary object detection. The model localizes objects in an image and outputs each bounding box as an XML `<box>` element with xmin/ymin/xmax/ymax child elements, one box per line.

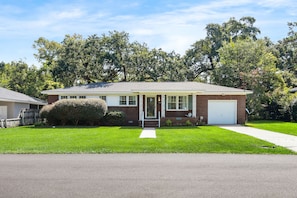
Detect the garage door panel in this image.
<box><xmin>208</xmin><ymin>100</ymin><xmax>237</xmax><ymax>125</ymax></box>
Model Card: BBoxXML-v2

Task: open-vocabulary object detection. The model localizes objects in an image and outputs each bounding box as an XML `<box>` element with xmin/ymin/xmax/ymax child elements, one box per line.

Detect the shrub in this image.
<box><xmin>165</xmin><ymin>119</ymin><xmax>172</xmax><ymax>126</ymax></box>
<box><xmin>42</xmin><ymin>99</ymin><xmax>107</xmax><ymax>126</ymax></box>
<box><xmin>101</xmin><ymin>111</ymin><xmax>126</xmax><ymax>126</ymax></box>
<box><xmin>40</xmin><ymin>104</ymin><xmax>56</xmax><ymax>125</ymax></box>
<box><xmin>185</xmin><ymin>120</ymin><xmax>193</xmax><ymax>126</ymax></box>
<box><xmin>40</xmin><ymin>104</ymin><xmax>54</xmax><ymax>119</ymax></box>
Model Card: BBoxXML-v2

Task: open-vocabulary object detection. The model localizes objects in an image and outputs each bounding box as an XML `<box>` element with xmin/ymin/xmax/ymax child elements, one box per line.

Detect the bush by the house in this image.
<box><xmin>185</xmin><ymin>120</ymin><xmax>193</xmax><ymax>126</ymax></box>
<box><xmin>101</xmin><ymin>111</ymin><xmax>126</xmax><ymax>126</ymax></box>
<box><xmin>40</xmin><ymin>99</ymin><xmax>107</xmax><ymax>126</ymax></box>
<box><xmin>165</xmin><ymin>119</ymin><xmax>172</xmax><ymax>126</ymax></box>
<box><xmin>40</xmin><ymin>104</ymin><xmax>55</xmax><ymax>124</ymax></box>
<box><xmin>40</xmin><ymin>104</ymin><xmax>53</xmax><ymax>119</ymax></box>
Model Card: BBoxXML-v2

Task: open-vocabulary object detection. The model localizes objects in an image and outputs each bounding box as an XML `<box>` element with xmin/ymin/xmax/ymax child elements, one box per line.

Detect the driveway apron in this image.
<box><xmin>220</xmin><ymin>125</ymin><xmax>297</xmax><ymax>152</ymax></box>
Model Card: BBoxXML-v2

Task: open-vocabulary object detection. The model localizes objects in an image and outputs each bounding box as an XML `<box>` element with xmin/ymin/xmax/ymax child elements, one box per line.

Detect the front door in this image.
<box><xmin>146</xmin><ymin>96</ymin><xmax>156</xmax><ymax>118</ymax></box>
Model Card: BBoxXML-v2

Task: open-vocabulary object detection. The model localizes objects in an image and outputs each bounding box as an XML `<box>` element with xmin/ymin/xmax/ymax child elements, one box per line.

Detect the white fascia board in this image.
<box><xmin>198</xmin><ymin>91</ymin><xmax>253</xmax><ymax>95</ymax></box>
<box><xmin>42</xmin><ymin>91</ymin><xmax>135</xmax><ymax>95</ymax></box>
<box><xmin>133</xmin><ymin>91</ymin><xmax>202</xmax><ymax>95</ymax></box>
<box><xmin>0</xmin><ymin>98</ymin><xmax>46</xmax><ymax>105</ymax></box>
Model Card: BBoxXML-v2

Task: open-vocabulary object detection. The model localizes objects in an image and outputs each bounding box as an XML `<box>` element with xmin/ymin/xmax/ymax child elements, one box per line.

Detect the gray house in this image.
<box><xmin>0</xmin><ymin>87</ymin><xmax>46</xmax><ymax>119</ymax></box>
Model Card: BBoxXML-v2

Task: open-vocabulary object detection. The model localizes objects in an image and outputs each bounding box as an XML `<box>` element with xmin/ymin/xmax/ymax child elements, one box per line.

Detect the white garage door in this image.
<box><xmin>208</xmin><ymin>100</ymin><xmax>237</xmax><ymax>125</ymax></box>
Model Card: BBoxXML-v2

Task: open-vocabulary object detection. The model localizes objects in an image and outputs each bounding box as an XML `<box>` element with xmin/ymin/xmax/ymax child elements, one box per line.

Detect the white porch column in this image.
<box><xmin>161</xmin><ymin>94</ymin><xmax>165</xmax><ymax>118</ymax></box>
<box><xmin>192</xmin><ymin>94</ymin><xmax>197</xmax><ymax>118</ymax></box>
<box><xmin>139</xmin><ymin>94</ymin><xmax>143</xmax><ymax>120</ymax></box>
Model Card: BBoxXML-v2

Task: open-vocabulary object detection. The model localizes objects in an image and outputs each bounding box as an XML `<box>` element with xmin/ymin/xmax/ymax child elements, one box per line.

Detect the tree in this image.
<box><xmin>0</xmin><ymin>61</ymin><xmax>51</xmax><ymax>99</ymax></box>
<box><xmin>101</xmin><ymin>31</ymin><xmax>132</xmax><ymax>82</ymax></box>
<box><xmin>214</xmin><ymin>39</ymin><xmax>283</xmax><ymax>117</ymax></box>
<box><xmin>127</xmin><ymin>42</ymin><xmax>152</xmax><ymax>81</ymax></box>
<box><xmin>51</xmin><ymin>34</ymin><xmax>106</xmax><ymax>86</ymax></box>
<box><xmin>184</xmin><ymin>16</ymin><xmax>260</xmax><ymax>81</ymax></box>
<box><xmin>33</xmin><ymin>37</ymin><xmax>61</xmax><ymax>70</ymax></box>
<box><xmin>275</xmin><ymin>22</ymin><xmax>297</xmax><ymax>87</ymax></box>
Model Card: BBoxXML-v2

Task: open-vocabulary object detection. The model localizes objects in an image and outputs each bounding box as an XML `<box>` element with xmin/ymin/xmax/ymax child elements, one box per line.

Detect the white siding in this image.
<box><xmin>107</xmin><ymin>96</ymin><xmax>120</xmax><ymax>106</ymax></box>
<box><xmin>13</xmin><ymin>103</ymin><xmax>30</xmax><ymax>118</ymax></box>
<box><xmin>0</xmin><ymin>106</ymin><xmax>7</xmax><ymax>119</ymax></box>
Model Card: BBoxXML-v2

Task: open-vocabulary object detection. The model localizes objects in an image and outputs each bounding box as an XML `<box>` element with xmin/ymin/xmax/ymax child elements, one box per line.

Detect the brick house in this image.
<box><xmin>41</xmin><ymin>82</ymin><xmax>252</xmax><ymax>126</ymax></box>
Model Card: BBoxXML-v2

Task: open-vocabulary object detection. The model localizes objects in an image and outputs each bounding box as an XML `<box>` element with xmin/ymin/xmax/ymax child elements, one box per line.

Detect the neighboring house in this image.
<box><xmin>41</xmin><ymin>82</ymin><xmax>252</xmax><ymax>126</ymax></box>
<box><xmin>0</xmin><ymin>87</ymin><xmax>46</xmax><ymax>119</ymax></box>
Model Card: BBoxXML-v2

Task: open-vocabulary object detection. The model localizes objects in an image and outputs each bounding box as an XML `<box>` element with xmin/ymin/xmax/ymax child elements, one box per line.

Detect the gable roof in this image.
<box><xmin>0</xmin><ymin>87</ymin><xmax>46</xmax><ymax>105</ymax></box>
<box><xmin>41</xmin><ymin>82</ymin><xmax>252</xmax><ymax>95</ymax></box>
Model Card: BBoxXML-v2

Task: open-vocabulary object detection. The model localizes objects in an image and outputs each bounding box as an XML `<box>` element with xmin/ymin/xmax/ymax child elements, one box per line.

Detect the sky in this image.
<box><xmin>1</xmin><ymin>0</ymin><xmax>297</xmax><ymax>67</ymax></box>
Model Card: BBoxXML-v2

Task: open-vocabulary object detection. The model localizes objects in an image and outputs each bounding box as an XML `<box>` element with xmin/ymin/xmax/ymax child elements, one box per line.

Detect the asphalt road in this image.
<box><xmin>1</xmin><ymin>154</ymin><xmax>297</xmax><ymax>198</ymax></box>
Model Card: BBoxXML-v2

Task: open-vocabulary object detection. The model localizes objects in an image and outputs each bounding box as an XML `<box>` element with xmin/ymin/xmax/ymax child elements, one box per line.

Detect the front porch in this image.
<box><xmin>138</xmin><ymin>93</ymin><xmax>197</xmax><ymax>127</ymax></box>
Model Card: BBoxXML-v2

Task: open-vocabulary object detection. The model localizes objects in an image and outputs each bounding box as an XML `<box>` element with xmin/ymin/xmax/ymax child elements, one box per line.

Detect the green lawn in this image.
<box><xmin>0</xmin><ymin>126</ymin><xmax>294</xmax><ymax>154</ymax></box>
<box><xmin>247</xmin><ymin>120</ymin><xmax>297</xmax><ymax>136</ymax></box>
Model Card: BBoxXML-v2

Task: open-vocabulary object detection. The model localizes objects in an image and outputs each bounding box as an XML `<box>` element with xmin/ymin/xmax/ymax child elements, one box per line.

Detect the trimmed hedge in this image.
<box><xmin>101</xmin><ymin>111</ymin><xmax>126</xmax><ymax>126</ymax></box>
<box><xmin>40</xmin><ymin>99</ymin><xmax>107</xmax><ymax>126</ymax></box>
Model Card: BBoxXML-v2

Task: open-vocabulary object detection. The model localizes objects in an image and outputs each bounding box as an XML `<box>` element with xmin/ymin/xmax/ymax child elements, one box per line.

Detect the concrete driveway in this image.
<box><xmin>220</xmin><ymin>125</ymin><xmax>297</xmax><ymax>152</ymax></box>
<box><xmin>1</xmin><ymin>154</ymin><xmax>297</xmax><ymax>198</ymax></box>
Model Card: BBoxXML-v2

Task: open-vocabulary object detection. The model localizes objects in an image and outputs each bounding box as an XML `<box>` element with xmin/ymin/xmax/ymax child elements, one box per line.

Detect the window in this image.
<box><xmin>178</xmin><ymin>96</ymin><xmax>187</xmax><ymax>110</ymax></box>
<box><xmin>99</xmin><ymin>96</ymin><xmax>107</xmax><ymax>101</ymax></box>
<box><xmin>61</xmin><ymin>96</ymin><xmax>67</xmax><ymax>99</ymax></box>
<box><xmin>167</xmin><ymin>96</ymin><xmax>176</xmax><ymax>110</ymax></box>
<box><xmin>129</xmin><ymin>96</ymin><xmax>136</xmax><ymax>105</ymax></box>
<box><xmin>119</xmin><ymin>96</ymin><xmax>127</xmax><ymax>105</ymax></box>
<box><xmin>69</xmin><ymin>96</ymin><xmax>77</xmax><ymax>99</ymax></box>
<box><xmin>119</xmin><ymin>96</ymin><xmax>137</xmax><ymax>106</ymax></box>
<box><xmin>79</xmin><ymin>96</ymin><xmax>86</xmax><ymax>99</ymax></box>
<box><xmin>167</xmin><ymin>95</ymin><xmax>188</xmax><ymax>110</ymax></box>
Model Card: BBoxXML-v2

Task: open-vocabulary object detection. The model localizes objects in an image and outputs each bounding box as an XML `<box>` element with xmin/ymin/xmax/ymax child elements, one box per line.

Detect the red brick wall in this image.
<box><xmin>108</xmin><ymin>106</ymin><xmax>139</xmax><ymax>125</ymax></box>
<box><xmin>165</xmin><ymin>111</ymin><xmax>189</xmax><ymax>117</ymax></box>
<box><xmin>47</xmin><ymin>95</ymin><xmax>59</xmax><ymax>104</ymax></box>
<box><xmin>196</xmin><ymin>95</ymin><xmax>246</xmax><ymax>124</ymax></box>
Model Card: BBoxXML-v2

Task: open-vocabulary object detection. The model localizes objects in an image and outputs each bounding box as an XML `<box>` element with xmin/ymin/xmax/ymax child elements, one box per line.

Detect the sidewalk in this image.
<box><xmin>139</xmin><ymin>128</ymin><xmax>156</xmax><ymax>138</ymax></box>
<box><xmin>220</xmin><ymin>125</ymin><xmax>297</xmax><ymax>152</ymax></box>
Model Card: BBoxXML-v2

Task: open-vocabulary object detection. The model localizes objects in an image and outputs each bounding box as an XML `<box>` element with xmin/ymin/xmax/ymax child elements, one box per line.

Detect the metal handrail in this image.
<box><xmin>141</xmin><ymin>111</ymin><xmax>144</xmax><ymax>128</ymax></box>
<box><xmin>158</xmin><ymin>111</ymin><xmax>160</xmax><ymax>128</ymax></box>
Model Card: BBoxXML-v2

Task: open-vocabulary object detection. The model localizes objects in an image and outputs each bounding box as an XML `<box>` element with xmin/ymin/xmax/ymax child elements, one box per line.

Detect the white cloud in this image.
<box><xmin>1</xmin><ymin>0</ymin><xmax>296</xmax><ymax>66</ymax></box>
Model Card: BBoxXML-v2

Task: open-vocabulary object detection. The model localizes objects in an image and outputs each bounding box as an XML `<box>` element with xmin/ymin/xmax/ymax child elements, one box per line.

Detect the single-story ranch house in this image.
<box><xmin>0</xmin><ymin>87</ymin><xmax>46</xmax><ymax>119</ymax></box>
<box><xmin>41</xmin><ymin>82</ymin><xmax>252</xmax><ymax>126</ymax></box>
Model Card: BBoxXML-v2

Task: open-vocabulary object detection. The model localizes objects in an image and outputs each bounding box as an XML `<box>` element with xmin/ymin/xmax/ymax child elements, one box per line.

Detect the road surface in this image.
<box><xmin>1</xmin><ymin>154</ymin><xmax>297</xmax><ymax>198</ymax></box>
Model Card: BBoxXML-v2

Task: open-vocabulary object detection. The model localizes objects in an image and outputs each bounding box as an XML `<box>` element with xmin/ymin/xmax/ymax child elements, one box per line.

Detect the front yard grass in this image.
<box><xmin>0</xmin><ymin>126</ymin><xmax>294</xmax><ymax>154</ymax></box>
<box><xmin>247</xmin><ymin>120</ymin><xmax>297</xmax><ymax>136</ymax></box>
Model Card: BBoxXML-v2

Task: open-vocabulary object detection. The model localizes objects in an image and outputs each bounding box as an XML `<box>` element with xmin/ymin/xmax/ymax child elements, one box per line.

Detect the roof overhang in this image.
<box><xmin>0</xmin><ymin>98</ymin><xmax>47</xmax><ymax>105</ymax></box>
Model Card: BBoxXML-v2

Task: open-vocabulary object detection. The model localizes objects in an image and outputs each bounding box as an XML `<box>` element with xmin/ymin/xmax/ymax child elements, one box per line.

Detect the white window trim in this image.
<box><xmin>119</xmin><ymin>95</ymin><xmax>138</xmax><ymax>106</ymax></box>
<box><xmin>60</xmin><ymin>96</ymin><xmax>68</xmax><ymax>100</ymax></box>
<box><xmin>166</xmin><ymin>95</ymin><xmax>188</xmax><ymax>111</ymax></box>
<box><xmin>99</xmin><ymin>96</ymin><xmax>107</xmax><ymax>101</ymax></box>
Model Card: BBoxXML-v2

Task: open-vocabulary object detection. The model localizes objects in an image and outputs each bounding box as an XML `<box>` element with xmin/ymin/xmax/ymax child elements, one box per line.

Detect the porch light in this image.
<box><xmin>158</xmin><ymin>95</ymin><xmax>161</xmax><ymax>102</ymax></box>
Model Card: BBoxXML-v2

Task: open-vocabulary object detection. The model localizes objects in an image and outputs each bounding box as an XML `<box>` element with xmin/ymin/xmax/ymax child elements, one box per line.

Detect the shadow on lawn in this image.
<box><xmin>31</xmin><ymin>125</ymin><xmax>141</xmax><ymax>130</ymax></box>
<box><xmin>30</xmin><ymin>125</ymin><xmax>203</xmax><ymax>131</ymax></box>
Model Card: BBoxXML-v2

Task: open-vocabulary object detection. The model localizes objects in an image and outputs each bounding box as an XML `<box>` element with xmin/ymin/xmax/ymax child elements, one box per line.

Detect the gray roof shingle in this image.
<box><xmin>41</xmin><ymin>82</ymin><xmax>252</xmax><ymax>95</ymax></box>
<box><xmin>0</xmin><ymin>87</ymin><xmax>46</xmax><ymax>105</ymax></box>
